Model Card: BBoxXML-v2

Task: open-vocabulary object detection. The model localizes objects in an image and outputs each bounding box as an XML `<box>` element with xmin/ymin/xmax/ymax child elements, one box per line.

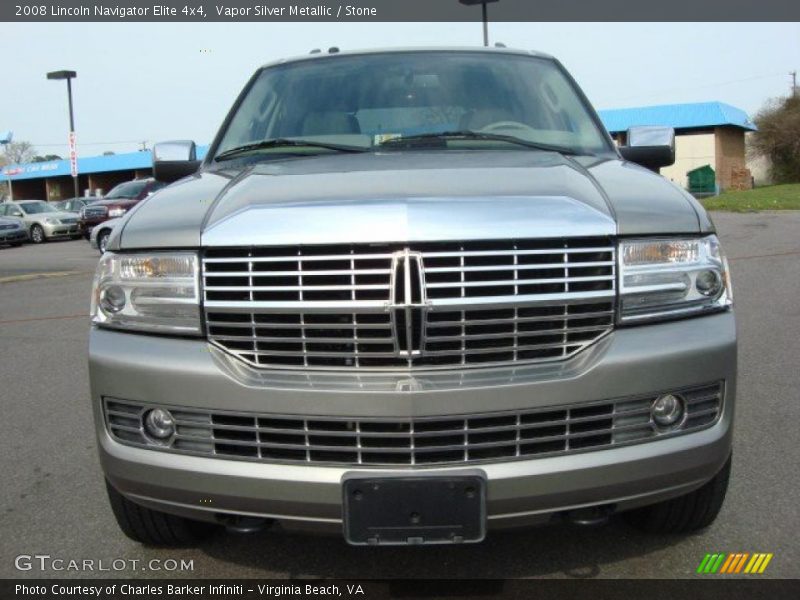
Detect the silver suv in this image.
<box><xmin>90</xmin><ymin>48</ymin><xmax>735</xmax><ymax>546</ymax></box>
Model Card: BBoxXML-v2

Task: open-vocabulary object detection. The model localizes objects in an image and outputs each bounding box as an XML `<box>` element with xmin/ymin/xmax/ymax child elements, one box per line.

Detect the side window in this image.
<box><xmin>0</xmin><ymin>204</ymin><xmax>6</xmax><ymax>216</ymax></box>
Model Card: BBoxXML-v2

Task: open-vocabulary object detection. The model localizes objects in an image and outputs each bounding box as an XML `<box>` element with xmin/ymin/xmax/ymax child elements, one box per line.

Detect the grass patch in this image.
<box><xmin>701</xmin><ymin>183</ymin><xmax>800</xmax><ymax>212</ymax></box>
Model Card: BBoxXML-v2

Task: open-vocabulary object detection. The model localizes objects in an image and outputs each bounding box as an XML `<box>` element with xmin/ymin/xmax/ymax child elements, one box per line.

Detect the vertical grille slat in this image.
<box><xmin>203</xmin><ymin>238</ymin><xmax>615</xmax><ymax>371</ymax></box>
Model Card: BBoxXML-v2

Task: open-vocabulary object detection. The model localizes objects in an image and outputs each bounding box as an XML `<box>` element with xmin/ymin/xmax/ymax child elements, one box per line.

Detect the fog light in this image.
<box><xmin>695</xmin><ymin>270</ymin><xmax>722</xmax><ymax>297</ymax></box>
<box><xmin>144</xmin><ymin>408</ymin><xmax>175</xmax><ymax>440</ymax></box>
<box><xmin>651</xmin><ymin>394</ymin><xmax>686</xmax><ymax>430</ymax></box>
<box><xmin>99</xmin><ymin>285</ymin><xmax>126</xmax><ymax>313</ymax></box>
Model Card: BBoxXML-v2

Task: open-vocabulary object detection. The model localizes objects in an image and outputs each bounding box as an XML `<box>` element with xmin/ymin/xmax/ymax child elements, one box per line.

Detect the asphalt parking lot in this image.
<box><xmin>1</xmin><ymin>212</ymin><xmax>798</xmax><ymax>580</ymax></box>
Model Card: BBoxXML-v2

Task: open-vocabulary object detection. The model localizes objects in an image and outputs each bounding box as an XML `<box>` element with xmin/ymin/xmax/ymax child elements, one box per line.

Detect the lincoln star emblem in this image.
<box><xmin>387</xmin><ymin>249</ymin><xmax>429</xmax><ymax>360</ymax></box>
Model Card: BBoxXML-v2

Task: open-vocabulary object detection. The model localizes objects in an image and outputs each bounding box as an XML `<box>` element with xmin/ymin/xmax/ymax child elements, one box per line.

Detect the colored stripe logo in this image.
<box><xmin>697</xmin><ymin>553</ymin><xmax>773</xmax><ymax>574</ymax></box>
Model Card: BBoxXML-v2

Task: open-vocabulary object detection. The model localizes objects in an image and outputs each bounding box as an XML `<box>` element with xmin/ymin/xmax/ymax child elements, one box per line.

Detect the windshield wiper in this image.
<box><xmin>215</xmin><ymin>138</ymin><xmax>368</xmax><ymax>161</ymax></box>
<box><xmin>377</xmin><ymin>131</ymin><xmax>580</xmax><ymax>155</ymax></box>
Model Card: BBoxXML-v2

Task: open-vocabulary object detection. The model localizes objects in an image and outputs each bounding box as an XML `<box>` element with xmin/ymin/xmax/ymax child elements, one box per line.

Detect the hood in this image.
<box><xmin>117</xmin><ymin>151</ymin><xmax>706</xmax><ymax>249</ymax></box>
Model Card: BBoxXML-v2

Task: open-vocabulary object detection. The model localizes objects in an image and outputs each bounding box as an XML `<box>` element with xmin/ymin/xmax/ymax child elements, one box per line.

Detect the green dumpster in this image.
<box><xmin>687</xmin><ymin>165</ymin><xmax>716</xmax><ymax>195</ymax></box>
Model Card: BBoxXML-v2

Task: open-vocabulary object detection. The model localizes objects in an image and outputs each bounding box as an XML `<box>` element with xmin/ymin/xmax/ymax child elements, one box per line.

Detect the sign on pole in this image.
<box><xmin>68</xmin><ymin>131</ymin><xmax>78</xmax><ymax>178</ymax></box>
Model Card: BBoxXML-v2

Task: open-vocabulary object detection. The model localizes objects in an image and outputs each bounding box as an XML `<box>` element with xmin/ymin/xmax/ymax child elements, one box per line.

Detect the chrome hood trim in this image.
<box><xmin>115</xmin><ymin>151</ymin><xmax>705</xmax><ymax>251</ymax></box>
<box><xmin>201</xmin><ymin>195</ymin><xmax>615</xmax><ymax>246</ymax></box>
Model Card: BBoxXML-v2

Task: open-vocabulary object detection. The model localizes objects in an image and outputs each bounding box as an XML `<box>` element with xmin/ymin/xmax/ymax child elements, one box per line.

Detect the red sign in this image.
<box><xmin>68</xmin><ymin>131</ymin><xmax>77</xmax><ymax>177</ymax></box>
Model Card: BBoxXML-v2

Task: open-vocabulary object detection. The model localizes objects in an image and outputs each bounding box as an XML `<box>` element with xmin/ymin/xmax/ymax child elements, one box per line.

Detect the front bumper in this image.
<box><xmin>0</xmin><ymin>229</ymin><xmax>28</xmax><ymax>243</ymax></box>
<box><xmin>90</xmin><ymin>311</ymin><xmax>736</xmax><ymax>531</ymax></box>
<box><xmin>43</xmin><ymin>222</ymin><xmax>80</xmax><ymax>237</ymax></box>
<box><xmin>79</xmin><ymin>217</ymin><xmax>108</xmax><ymax>235</ymax></box>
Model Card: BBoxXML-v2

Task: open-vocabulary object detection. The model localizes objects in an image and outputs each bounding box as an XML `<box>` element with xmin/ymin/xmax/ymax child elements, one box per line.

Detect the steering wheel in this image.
<box><xmin>479</xmin><ymin>121</ymin><xmax>537</xmax><ymax>134</ymax></box>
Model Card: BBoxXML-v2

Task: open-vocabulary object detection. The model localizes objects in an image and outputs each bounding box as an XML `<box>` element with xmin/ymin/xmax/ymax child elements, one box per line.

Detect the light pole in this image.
<box><xmin>0</xmin><ymin>130</ymin><xmax>12</xmax><ymax>200</ymax></box>
<box><xmin>459</xmin><ymin>0</ymin><xmax>499</xmax><ymax>47</ymax></box>
<box><xmin>46</xmin><ymin>70</ymin><xmax>79</xmax><ymax>199</ymax></box>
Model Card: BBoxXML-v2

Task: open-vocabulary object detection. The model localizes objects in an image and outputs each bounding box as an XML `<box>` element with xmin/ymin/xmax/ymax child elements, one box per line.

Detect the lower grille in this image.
<box><xmin>104</xmin><ymin>382</ymin><xmax>722</xmax><ymax>467</ymax></box>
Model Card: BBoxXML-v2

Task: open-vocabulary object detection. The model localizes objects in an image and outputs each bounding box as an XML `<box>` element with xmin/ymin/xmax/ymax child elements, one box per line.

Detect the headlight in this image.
<box><xmin>91</xmin><ymin>252</ymin><xmax>201</xmax><ymax>335</ymax></box>
<box><xmin>108</xmin><ymin>208</ymin><xmax>127</xmax><ymax>218</ymax></box>
<box><xmin>619</xmin><ymin>235</ymin><xmax>732</xmax><ymax>323</ymax></box>
<box><xmin>44</xmin><ymin>217</ymin><xmax>60</xmax><ymax>225</ymax></box>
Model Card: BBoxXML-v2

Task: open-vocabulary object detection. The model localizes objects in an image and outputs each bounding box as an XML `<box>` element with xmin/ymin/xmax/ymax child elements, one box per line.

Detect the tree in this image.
<box><xmin>32</xmin><ymin>154</ymin><xmax>62</xmax><ymax>162</ymax></box>
<box><xmin>750</xmin><ymin>95</ymin><xmax>800</xmax><ymax>183</ymax></box>
<box><xmin>1</xmin><ymin>140</ymin><xmax>36</xmax><ymax>165</ymax></box>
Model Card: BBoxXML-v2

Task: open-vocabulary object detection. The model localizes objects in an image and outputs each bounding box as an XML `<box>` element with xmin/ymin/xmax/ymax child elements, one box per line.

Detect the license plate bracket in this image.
<box><xmin>342</xmin><ymin>472</ymin><xmax>486</xmax><ymax>545</ymax></box>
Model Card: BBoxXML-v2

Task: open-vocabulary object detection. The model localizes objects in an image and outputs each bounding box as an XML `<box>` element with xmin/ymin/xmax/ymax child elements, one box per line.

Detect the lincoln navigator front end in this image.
<box><xmin>89</xmin><ymin>48</ymin><xmax>735</xmax><ymax>546</ymax></box>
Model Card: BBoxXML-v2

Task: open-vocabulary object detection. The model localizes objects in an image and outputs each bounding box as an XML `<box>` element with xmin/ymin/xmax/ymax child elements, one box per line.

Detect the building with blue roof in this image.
<box><xmin>1</xmin><ymin>146</ymin><xmax>208</xmax><ymax>200</ymax></box>
<box><xmin>598</xmin><ymin>101</ymin><xmax>757</xmax><ymax>191</ymax></box>
<box><xmin>2</xmin><ymin>101</ymin><xmax>755</xmax><ymax>199</ymax></box>
<box><xmin>598</xmin><ymin>101</ymin><xmax>756</xmax><ymax>134</ymax></box>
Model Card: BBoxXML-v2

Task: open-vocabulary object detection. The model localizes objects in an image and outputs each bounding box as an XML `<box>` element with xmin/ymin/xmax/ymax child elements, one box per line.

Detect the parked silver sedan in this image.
<box><xmin>0</xmin><ymin>215</ymin><xmax>28</xmax><ymax>246</ymax></box>
<box><xmin>89</xmin><ymin>217</ymin><xmax>121</xmax><ymax>254</ymax></box>
<box><xmin>0</xmin><ymin>200</ymin><xmax>82</xmax><ymax>243</ymax></box>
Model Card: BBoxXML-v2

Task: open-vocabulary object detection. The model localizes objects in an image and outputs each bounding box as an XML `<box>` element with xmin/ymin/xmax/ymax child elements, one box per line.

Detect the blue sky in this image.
<box><xmin>2</xmin><ymin>22</ymin><xmax>797</xmax><ymax>157</ymax></box>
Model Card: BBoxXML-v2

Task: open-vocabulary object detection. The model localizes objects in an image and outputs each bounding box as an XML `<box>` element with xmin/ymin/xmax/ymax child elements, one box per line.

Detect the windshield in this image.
<box><xmin>105</xmin><ymin>181</ymin><xmax>148</xmax><ymax>199</ymax></box>
<box><xmin>19</xmin><ymin>201</ymin><xmax>54</xmax><ymax>214</ymax></box>
<box><xmin>214</xmin><ymin>51</ymin><xmax>611</xmax><ymax>159</ymax></box>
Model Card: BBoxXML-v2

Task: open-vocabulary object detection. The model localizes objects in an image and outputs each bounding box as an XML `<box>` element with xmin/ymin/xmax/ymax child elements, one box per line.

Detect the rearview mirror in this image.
<box><xmin>618</xmin><ymin>126</ymin><xmax>675</xmax><ymax>172</ymax></box>
<box><xmin>152</xmin><ymin>140</ymin><xmax>200</xmax><ymax>183</ymax></box>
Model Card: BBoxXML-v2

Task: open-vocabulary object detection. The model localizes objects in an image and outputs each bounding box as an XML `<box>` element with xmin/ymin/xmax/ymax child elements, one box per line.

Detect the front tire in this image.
<box><xmin>97</xmin><ymin>229</ymin><xmax>111</xmax><ymax>254</ymax></box>
<box><xmin>625</xmin><ymin>454</ymin><xmax>731</xmax><ymax>534</ymax></box>
<box><xmin>30</xmin><ymin>225</ymin><xmax>45</xmax><ymax>244</ymax></box>
<box><xmin>105</xmin><ymin>481</ymin><xmax>214</xmax><ymax>546</ymax></box>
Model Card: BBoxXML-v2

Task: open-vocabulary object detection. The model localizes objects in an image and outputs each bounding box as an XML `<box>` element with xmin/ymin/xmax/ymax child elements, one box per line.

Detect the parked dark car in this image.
<box><xmin>0</xmin><ymin>215</ymin><xmax>29</xmax><ymax>246</ymax></box>
<box><xmin>79</xmin><ymin>178</ymin><xmax>164</xmax><ymax>239</ymax></box>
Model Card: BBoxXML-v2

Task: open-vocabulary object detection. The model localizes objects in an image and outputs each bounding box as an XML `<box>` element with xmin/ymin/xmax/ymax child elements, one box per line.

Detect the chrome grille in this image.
<box><xmin>203</xmin><ymin>239</ymin><xmax>616</xmax><ymax>371</ymax></box>
<box><xmin>104</xmin><ymin>382</ymin><xmax>723</xmax><ymax>466</ymax></box>
<box><xmin>59</xmin><ymin>217</ymin><xmax>78</xmax><ymax>224</ymax></box>
<box><xmin>83</xmin><ymin>206</ymin><xmax>107</xmax><ymax>218</ymax></box>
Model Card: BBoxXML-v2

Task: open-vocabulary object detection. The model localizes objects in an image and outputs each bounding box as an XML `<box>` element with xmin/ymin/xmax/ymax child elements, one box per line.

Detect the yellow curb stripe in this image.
<box><xmin>0</xmin><ymin>270</ymin><xmax>87</xmax><ymax>283</ymax></box>
<box><xmin>758</xmin><ymin>554</ymin><xmax>773</xmax><ymax>574</ymax></box>
<box><xmin>750</xmin><ymin>554</ymin><xmax>766</xmax><ymax>573</ymax></box>
<box><xmin>744</xmin><ymin>554</ymin><xmax>759</xmax><ymax>573</ymax></box>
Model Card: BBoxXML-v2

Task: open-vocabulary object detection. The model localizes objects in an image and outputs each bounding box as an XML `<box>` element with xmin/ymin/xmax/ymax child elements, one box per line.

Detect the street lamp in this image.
<box><xmin>1</xmin><ymin>130</ymin><xmax>12</xmax><ymax>200</ymax></box>
<box><xmin>459</xmin><ymin>0</ymin><xmax>499</xmax><ymax>47</ymax></box>
<box><xmin>46</xmin><ymin>69</ymin><xmax>79</xmax><ymax>199</ymax></box>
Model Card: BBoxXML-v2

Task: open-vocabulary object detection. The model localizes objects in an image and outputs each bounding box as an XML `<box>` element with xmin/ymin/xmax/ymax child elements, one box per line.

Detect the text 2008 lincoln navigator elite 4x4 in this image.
<box><xmin>90</xmin><ymin>48</ymin><xmax>735</xmax><ymax>546</ymax></box>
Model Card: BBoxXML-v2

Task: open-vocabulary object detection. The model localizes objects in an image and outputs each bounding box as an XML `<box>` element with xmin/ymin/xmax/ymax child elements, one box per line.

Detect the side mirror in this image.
<box><xmin>152</xmin><ymin>140</ymin><xmax>200</xmax><ymax>183</ymax></box>
<box><xmin>619</xmin><ymin>126</ymin><xmax>675</xmax><ymax>172</ymax></box>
